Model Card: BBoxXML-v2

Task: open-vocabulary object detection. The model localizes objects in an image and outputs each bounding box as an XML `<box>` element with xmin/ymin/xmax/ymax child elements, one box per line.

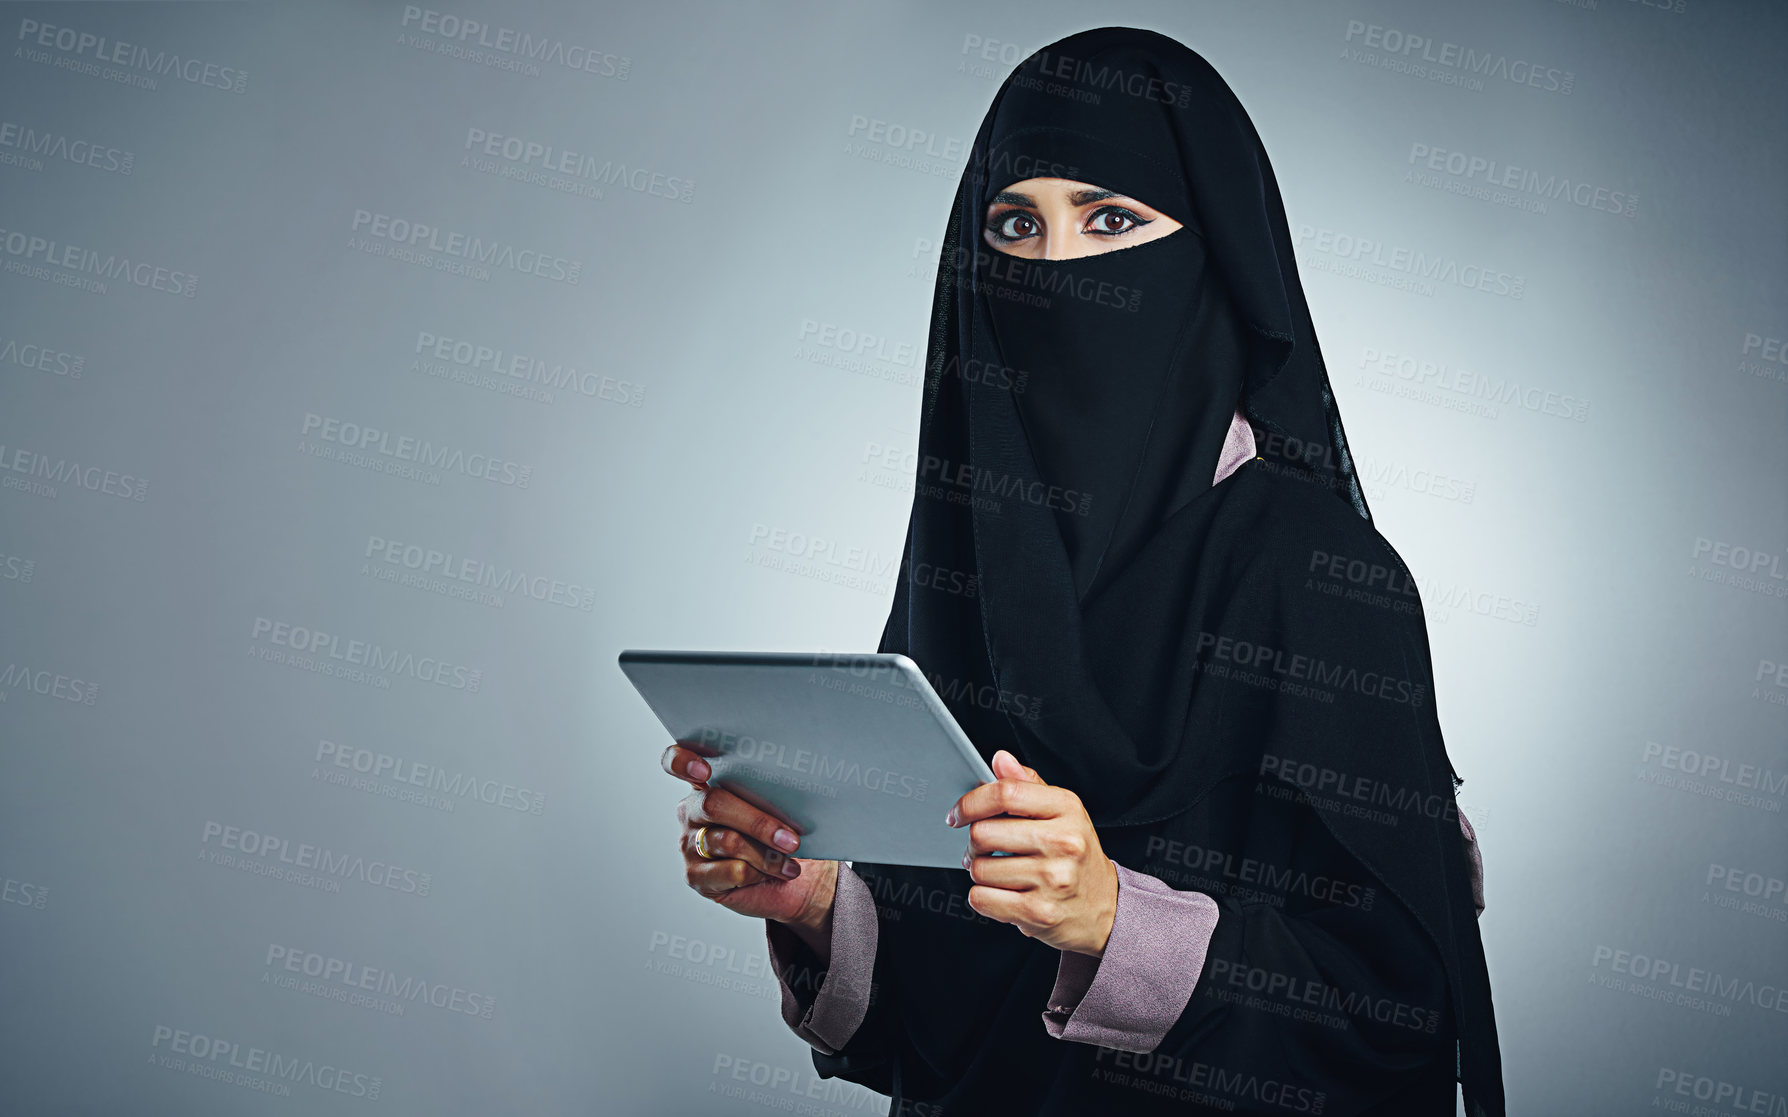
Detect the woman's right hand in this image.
<box><xmin>663</xmin><ymin>742</ymin><xmax>840</xmax><ymax>934</ymax></box>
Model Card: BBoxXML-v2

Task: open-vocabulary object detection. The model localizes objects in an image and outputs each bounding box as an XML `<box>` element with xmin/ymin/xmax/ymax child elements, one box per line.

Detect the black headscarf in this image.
<box><xmin>799</xmin><ymin>27</ymin><xmax>1502</xmax><ymax>1116</ymax></box>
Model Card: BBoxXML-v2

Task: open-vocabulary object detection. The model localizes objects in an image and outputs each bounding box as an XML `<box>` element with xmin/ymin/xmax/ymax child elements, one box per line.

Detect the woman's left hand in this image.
<box><xmin>948</xmin><ymin>749</ymin><xmax>1119</xmax><ymax>957</ymax></box>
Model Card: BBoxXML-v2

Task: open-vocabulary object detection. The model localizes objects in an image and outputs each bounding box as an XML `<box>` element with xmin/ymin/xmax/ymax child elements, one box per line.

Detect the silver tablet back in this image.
<box><xmin>620</xmin><ymin>650</ymin><xmax>996</xmax><ymax>869</ymax></box>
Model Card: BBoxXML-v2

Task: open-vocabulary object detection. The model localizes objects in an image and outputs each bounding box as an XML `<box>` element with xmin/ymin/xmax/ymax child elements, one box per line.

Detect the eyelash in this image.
<box><xmin>986</xmin><ymin>205</ymin><xmax>1152</xmax><ymax>243</ymax></box>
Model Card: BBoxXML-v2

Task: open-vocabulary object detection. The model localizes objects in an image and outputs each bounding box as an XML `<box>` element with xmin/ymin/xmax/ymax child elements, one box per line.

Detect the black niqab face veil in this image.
<box><xmin>857</xmin><ymin>26</ymin><xmax>1502</xmax><ymax>1117</ymax></box>
<box><xmin>978</xmin><ymin>54</ymin><xmax>1244</xmax><ymax>604</ymax></box>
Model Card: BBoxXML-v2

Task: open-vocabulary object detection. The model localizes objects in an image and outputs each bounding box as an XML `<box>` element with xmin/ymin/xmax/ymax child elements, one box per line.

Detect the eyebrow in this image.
<box><xmin>986</xmin><ymin>188</ymin><xmax>1132</xmax><ymax>209</ymax></box>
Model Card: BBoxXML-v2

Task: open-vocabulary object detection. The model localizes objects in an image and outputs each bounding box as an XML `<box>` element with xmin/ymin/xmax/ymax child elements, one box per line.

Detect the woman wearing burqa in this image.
<box><xmin>664</xmin><ymin>26</ymin><xmax>1502</xmax><ymax>1116</ymax></box>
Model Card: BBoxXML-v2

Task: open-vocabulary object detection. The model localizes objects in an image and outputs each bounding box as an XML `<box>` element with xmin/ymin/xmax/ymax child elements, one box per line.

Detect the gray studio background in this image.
<box><xmin>1</xmin><ymin>1</ymin><xmax>1783</xmax><ymax>1114</ymax></box>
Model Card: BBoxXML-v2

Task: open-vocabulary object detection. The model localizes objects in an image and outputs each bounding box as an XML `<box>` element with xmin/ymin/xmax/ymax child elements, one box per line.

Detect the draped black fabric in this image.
<box><xmin>783</xmin><ymin>27</ymin><xmax>1503</xmax><ymax>1116</ymax></box>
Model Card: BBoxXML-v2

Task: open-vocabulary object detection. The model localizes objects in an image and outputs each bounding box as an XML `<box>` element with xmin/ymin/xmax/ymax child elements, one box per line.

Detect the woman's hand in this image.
<box><xmin>949</xmin><ymin>749</ymin><xmax>1120</xmax><ymax>957</ymax></box>
<box><xmin>662</xmin><ymin>743</ymin><xmax>840</xmax><ymax>943</ymax></box>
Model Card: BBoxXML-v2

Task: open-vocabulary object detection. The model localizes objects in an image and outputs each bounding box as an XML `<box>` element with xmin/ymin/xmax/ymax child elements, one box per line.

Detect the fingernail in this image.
<box><xmin>961</xmin><ymin>849</ymin><xmax>972</xmax><ymax>871</ymax></box>
<box><xmin>772</xmin><ymin>828</ymin><xmax>799</xmax><ymax>852</ymax></box>
<box><xmin>781</xmin><ymin>859</ymin><xmax>801</xmax><ymax>878</ymax></box>
<box><xmin>946</xmin><ymin>806</ymin><xmax>959</xmax><ymax>828</ymax></box>
<box><xmin>689</xmin><ymin>759</ymin><xmax>710</xmax><ymax>782</ymax></box>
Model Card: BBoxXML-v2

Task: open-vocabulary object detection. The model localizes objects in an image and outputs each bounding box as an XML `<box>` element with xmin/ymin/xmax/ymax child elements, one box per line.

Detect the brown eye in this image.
<box><xmin>1086</xmin><ymin>206</ymin><xmax>1147</xmax><ymax>236</ymax></box>
<box><xmin>992</xmin><ymin>211</ymin><xmax>1040</xmax><ymax>241</ymax></box>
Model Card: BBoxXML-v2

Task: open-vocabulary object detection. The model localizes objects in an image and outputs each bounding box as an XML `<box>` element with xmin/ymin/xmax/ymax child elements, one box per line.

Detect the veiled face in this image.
<box><xmin>981</xmin><ymin>177</ymin><xmax>1184</xmax><ymax>260</ymax></box>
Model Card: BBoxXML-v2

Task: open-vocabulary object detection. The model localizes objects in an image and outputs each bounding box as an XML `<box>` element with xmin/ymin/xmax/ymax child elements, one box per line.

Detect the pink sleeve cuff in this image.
<box><xmin>1040</xmin><ymin>861</ymin><xmax>1220</xmax><ymax>1053</ymax></box>
<box><xmin>1212</xmin><ymin>407</ymin><xmax>1257</xmax><ymax>485</ymax></box>
<box><xmin>764</xmin><ymin>864</ymin><xmax>878</xmax><ymax>1056</ymax></box>
<box><xmin>1459</xmin><ymin>807</ymin><xmax>1485</xmax><ymax>918</ymax></box>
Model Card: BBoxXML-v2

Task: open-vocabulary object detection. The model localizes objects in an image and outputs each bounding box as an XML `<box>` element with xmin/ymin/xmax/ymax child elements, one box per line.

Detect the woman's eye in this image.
<box><xmin>990</xmin><ymin>210</ymin><xmax>1041</xmax><ymax>241</ymax></box>
<box><xmin>1086</xmin><ymin>206</ymin><xmax>1149</xmax><ymax>236</ymax></box>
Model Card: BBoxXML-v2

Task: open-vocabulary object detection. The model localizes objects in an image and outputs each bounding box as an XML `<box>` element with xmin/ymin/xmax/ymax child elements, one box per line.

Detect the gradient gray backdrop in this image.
<box><xmin>1</xmin><ymin>1</ymin><xmax>1784</xmax><ymax>1114</ymax></box>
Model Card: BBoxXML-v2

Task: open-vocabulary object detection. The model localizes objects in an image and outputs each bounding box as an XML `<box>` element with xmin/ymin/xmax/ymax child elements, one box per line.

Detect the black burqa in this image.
<box><xmin>783</xmin><ymin>27</ymin><xmax>1503</xmax><ymax>1117</ymax></box>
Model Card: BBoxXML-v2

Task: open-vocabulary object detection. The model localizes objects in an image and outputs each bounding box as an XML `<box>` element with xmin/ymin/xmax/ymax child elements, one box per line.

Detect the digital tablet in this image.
<box><xmin>619</xmin><ymin>650</ymin><xmax>1002</xmax><ymax>869</ymax></box>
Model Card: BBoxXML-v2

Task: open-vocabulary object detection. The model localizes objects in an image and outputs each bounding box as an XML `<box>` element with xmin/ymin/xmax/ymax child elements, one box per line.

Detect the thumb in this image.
<box><xmin>993</xmin><ymin>749</ymin><xmax>1044</xmax><ymax>784</ymax></box>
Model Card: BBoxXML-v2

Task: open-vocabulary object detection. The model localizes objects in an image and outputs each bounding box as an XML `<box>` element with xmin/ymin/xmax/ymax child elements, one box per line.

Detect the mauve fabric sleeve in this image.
<box><xmin>1212</xmin><ymin>407</ymin><xmax>1257</xmax><ymax>485</ymax></box>
<box><xmin>1460</xmin><ymin>805</ymin><xmax>1485</xmax><ymax>917</ymax></box>
<box><xmin>1039</xmin><ymin>861</ymin><xmax>1220</xmax><ymax>1050</ymax></box>
<box><xmin>763</xmin><ymin>862</ymin><xmax>878</xmax><ymax>1056</ymax></box>
<box><xmin>1040</xmin><ymin>808</ymin><xmax>1486</xmax><ymax>1051</ymax></box>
